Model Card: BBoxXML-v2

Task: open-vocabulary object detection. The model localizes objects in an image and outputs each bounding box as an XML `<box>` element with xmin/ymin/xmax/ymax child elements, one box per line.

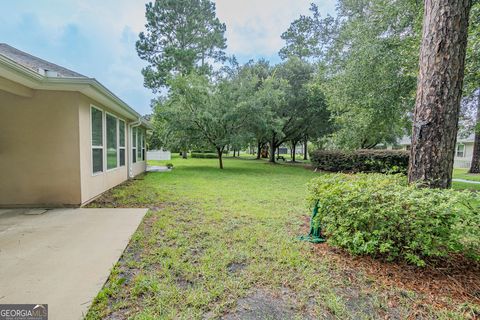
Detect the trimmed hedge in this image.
<box><xmin>310</xmin><ymin>149</ymin><xmax>409</xmax><ymax>174</ymax></box>
<box><xmin>307</xmin><ymin>174</ymin><xmax>480</xmax><ymax>266</ymax></box>
<box><xmin>191</xmin><ymin>152</ymin><xmax>218</xmax><ymax>158</ymax></box>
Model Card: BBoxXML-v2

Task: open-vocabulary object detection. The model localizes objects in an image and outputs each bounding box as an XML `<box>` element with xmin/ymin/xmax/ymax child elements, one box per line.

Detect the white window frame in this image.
<box><xmin>105</xmin><ymin>111</ymin><xmax>119</xmax><ymax>172</ymax></box>
<box><xmin>91</xmin><ymin>105</ymin><xmax>104</xmax><ymax>176</ymax></box>
<box><xmin>456</xmin><ymin>143</ymin><xmax>465</xmax><ymax>158</ymax></box>
<box><xmin>119</xmin><ymin>119</ymin><xmax>126</xmax><ymax>167</ymax></box>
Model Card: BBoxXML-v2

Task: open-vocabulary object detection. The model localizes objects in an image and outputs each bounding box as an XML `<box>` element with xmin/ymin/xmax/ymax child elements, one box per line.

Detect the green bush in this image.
<box><xmin>191</xmin><ymin>152</ymin><xmax>218</xmax><ymax>158</ymax></box>
<box><xmin>307</xmin><ymin>173</ymin><xmax>480</xmax><ymax>266</ymax></box>
<box><xmin>310</xmin><ymin>149</ymin><xmax>409</xmax><ymax>174</ymax></box>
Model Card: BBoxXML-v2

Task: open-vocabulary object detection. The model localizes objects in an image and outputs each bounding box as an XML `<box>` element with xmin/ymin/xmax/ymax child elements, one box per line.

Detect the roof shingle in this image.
<box><xmin>0</xmin><ymin>43</ymin><xmax>86</xmax><ymax>78</ymax></box>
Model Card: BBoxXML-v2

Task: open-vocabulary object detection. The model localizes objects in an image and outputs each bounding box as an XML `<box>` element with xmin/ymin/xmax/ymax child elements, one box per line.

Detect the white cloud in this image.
<box><xmin>215</xmin><ymin>0</ymin><xmax>336</xmax><ymax>58</ymax></box>
<box><xmin>0</xmin><ymin>0</ymin><xmax>336</xmax><ymax>114</ymax></box>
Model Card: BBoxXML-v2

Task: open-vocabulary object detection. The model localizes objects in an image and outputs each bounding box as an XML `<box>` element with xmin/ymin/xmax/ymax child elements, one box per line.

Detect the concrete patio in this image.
<box><xmin>0</xmin><ymin>207</ymin><xmax>147</xmax><ymax>320</ymax></box>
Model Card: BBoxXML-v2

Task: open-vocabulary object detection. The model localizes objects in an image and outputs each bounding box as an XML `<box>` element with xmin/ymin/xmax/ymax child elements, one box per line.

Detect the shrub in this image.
<box><xmin>307</xmin><ymin>173</ymin><xmax>480</xmax><ymax>266</ymax></box>
<box><xmin>191</xmin><ymin>152</ymin><xmax>218</xmax><ymax>158</ymax></box>
<box><xmin>310</xmin><ymin>149</ymin><xmax>409</xmax><ymax>174</ymax></box>
<box><xmin>166</xmin><ymin>163</ymin><xmax>174</xmax><ymax>169</ymax></box>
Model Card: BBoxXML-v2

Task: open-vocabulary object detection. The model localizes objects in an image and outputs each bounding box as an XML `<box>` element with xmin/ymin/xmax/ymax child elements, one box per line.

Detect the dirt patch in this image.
<box><xmin>222</xmin><ymin>289</ymin><xmax>299</xmax><ymax>320</ymax></box>
<box><xmin>227</xmin><ymin>262</ymin><xmax>247</xmax><ymax>274</ymax></box>
<box><xmin>301</xmin><ymin>215</ymin><xmax>480</xmax><ymax>314</ymax></box>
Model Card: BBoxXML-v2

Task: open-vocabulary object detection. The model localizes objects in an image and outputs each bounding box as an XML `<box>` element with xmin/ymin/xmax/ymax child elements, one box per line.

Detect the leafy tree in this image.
<box><xmin>465</xmin><ymin>3</ymin><xmax>480</xmax><ymax>173</ymax></box>
<box><xmin>253</xmin><ymin>74</ymin><xmax>290</xmax><ymax>163</ymax></box>
<box><xmin>234</xmin><ymin>59</ymin><xmax>273</xmax><ymax>159</ymax></box>
<box><xmin>322</xmin><ymin>0</ymin><xmax>422</xmax><ymax>149</ymax></box>
<box><xmin>136</xmin><ymin>0</ymin><xmax>226</xmax><ymax>91</ymax></box>
<box><xmin>156</xmin><ymin>70</ymin><xmax>256</xmax><ymax>169</ymax></box>
<box><xmin>279</xmin><ymin>3</ymin><xmax>336</xmax><ymax>60</ymax></box>
<box><xmin>252</xmin><ymin>58</ymin><xmax>330</xmax><ymax>163</ymax></box>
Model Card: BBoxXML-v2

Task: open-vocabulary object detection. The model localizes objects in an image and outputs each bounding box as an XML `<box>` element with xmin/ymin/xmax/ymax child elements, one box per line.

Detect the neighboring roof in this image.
<box><xmin>0</xmin><ymin>43</ymin><xmax>151</xmax><ymax>128</ymax></box>
<box><xmin>0</xmin><ymin>43</ymin><xmax>85</xmax><ymax>78</ymax></box>
<box><xmin>397</xmin><ymin>134</ymin><xmax>475</xmax><ymax>145</ymax></box>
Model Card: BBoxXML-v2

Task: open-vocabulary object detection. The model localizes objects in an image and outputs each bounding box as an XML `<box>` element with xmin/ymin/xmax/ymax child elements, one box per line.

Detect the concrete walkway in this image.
<box><xmin>452</xmin><ymin>178</ymin><xmax>480</xmax><ymax>184</ymax></box>
<box><xmin>0</xmin><ymin>208</ymin><xmax>147</xmax><ymax>320</ymax></box>
<box><xmin>147</xmin><ymin>165</ymin><xmax>171</xmax><ymax>172</ymax></box>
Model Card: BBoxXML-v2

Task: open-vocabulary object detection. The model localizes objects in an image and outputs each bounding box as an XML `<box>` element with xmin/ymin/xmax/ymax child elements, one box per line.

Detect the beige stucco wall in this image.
<box><xmin>0</xmin><ymin>76</ymin><xmax>148</xmax><ymax>207</ymax></box>
<box><xmin>77</xmin><ymin>95</ymin><xmax>147</xmax><ymax>205</ymax></box>
<box><xmin>78</xmin><ymin>95</ymin><xmax>129</xmax><ymax>205</ymax></box>
<box><xmin>0</xmin><ymin>85</ymin><xmax>81</xmax><ymax>206</ymax></box>
<box><xmin>132</xmin><ymin>160</ymin><xmax>147</xmax><ymax>177</ymax></box>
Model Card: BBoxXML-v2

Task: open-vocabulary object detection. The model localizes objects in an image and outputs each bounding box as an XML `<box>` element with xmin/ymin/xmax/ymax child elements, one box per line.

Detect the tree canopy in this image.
<box><xmin>136</xmin><ymin>0</ymin><xmax>226</xmax><ymax>91</ymax></box>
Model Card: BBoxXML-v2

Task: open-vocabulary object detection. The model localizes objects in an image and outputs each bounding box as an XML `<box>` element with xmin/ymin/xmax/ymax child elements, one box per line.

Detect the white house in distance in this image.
<box><xmin>0</xmin><ymin>44</ymin><xmax>151</xmax><ymax>207</ymax></box>
<box><xmin>392</xmin><ymin>135</ymin><xmax>475</xmax><ymax>169</ymax></box>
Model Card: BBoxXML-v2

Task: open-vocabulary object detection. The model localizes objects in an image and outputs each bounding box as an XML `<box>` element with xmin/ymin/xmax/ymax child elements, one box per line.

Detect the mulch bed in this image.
<box><xmin>302</xmin><ymin>218</ymin><xmax>480</xmax><ymax>313</ymax></box>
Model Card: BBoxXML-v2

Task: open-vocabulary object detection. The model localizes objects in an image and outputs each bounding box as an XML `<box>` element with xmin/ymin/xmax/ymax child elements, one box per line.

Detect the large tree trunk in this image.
<box><xmin>216</xmin><ymin>147</ymin><xmax>224</xmax><ymax>169</ymax></box>
<box><xmin>469</xmin><ymin>90</ymin><xmax>480</xmax><ymax>173</ymax></box>
<box><xmin>269</xmin><ymin>133</ymin><xmax>276</xmax><ymax>163</ymax></box>
<box><xmin>182</xmin><ymin>151</ymin><xmax>188</xmax><ymax>159</ymax></box>
<box><xmin>256</xmin><ymin>142</ymin><xmax>261</xmax><ymax>159</ymax></box>
<box><xmin>292</xmin><ymin>141</ymin><xmax>297</xmax><ymax>162</ymax></box>
<box><xmin>408</xmin><ymin>0</ymin><xmax>472</xmax><ymax>188</ymax></box>
<box><xmin>303</xmin><ymin>138</ymin><xmax>308</xmax><ymax>160</ymax></box>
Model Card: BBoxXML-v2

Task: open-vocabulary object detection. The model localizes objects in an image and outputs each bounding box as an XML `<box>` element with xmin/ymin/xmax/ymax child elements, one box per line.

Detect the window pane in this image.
<box><xmin>119</xmin><ymin>120</ymin><xmax>125</xmax><ymax>147</ymax></box>
<box><xmin>91</xmin><ymin>108</ymin><xmax>103</xmax><ymax>146</ymax></box>
<box><xmin>132</xmin><ymin>128</ymin><xmax>137</xmax><ymax>147</ymax></box>
<box><xmin>119</xmin><ymin>149</ymin><xmax>125</xmax><ymax>166</ymax></box>
<box><xmin>137</xmin><ymin>130</ymin><xmax>142</xmax><ymax>159</ymax></box>
<box><xmin>132</xmin><ymin>148</ymin><xmax>137</xmax><ymax>163</ymax></box>
<box><xmin>106</xmin><ymin>114</ymin><xmax>117</xmax><ymax>169</ymax></box>
<box><xmin>92</xmin><ymin>149</ymin><xmax>103</xmax><ymax>173</ymax></box>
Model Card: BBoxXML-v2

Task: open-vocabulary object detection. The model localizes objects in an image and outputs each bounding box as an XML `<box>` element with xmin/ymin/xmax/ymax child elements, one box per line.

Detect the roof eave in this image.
<box><xmin>0</xmin><ymin>54</ymin><xmax>150</xmax><ymax>126</ymax></box>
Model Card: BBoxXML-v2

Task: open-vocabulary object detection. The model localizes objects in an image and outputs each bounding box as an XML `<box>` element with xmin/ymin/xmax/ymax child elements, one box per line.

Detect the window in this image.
<box><xmin>132</xmin><ymin>127</ymin><xmax>137</xmax><ymax>163</ymax></box>
<box><xmin>137</xmin><ymin>129</ymin><xmax>142</xmax><ymax>161</ymax></box>
<box><xmin>91</xmin><ymin>107</ymin><xmax>103</xmax><ymax>174</ymax></box>
<box><xmin>119</xmin><ymin>120</ymin><xmax>125</xmax><ymax>166</ymax></box>
<box><xmin>106</xmin><ymin>114</ymin><xmax>118</xmax><ymax>169</ymax></box>
<box><xmin>456</xmin><ymin>144</ymin><xmax>465</xmax><ymax>157</ymax></box>
<box><xmin>141</xmin><ymin>129</ymin><xmax>146</xmax><ymax>161</ymax></box>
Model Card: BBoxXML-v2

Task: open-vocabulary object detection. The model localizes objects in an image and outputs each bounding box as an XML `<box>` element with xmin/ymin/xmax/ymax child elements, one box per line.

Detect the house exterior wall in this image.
<box><xmin>79</xmin><ymin>95</ymin><xmax>126</xmax><ymax>205</ymax></box>
<box><xmin>454</xmin><ymin>142</ymin><xmax>474</xmax><ymax>168</ymax></box>
<box><xmin>78</xmin><ymin>94</ymin><xmax>147</xmax><ymax>205</ymax></box>
<box><xmin>0</xmin><ymin>87</ymin><xmax>82</xmax><ymax>206</ymax></box>
<box><xmin>395</xmin><ymin>142</ymin><xmax>474</xmax><ymax>169</ymax></box>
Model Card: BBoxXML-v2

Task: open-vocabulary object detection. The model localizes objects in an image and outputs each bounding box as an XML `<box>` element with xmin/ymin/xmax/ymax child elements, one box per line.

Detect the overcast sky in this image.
<box><xmin>0</xmin><ymin>0</ymin><xmax>336</xmax><ymax>115</ymax></box>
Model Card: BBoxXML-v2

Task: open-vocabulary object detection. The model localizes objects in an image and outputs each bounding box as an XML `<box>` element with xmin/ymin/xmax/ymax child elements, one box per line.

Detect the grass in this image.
<box><xmin>85</xmin><ymin>157</ymin><xmax>477</xmax><ymax>319</ymax></box>
<box><xmin>453</xmin><ymin>168</ymin><xmax>480</xmax><ymax>182</ymax></box>
<box><xmin>452</xmin><ymin>168</ymin><xmax>480</xmax><ymax>191</ymax></box>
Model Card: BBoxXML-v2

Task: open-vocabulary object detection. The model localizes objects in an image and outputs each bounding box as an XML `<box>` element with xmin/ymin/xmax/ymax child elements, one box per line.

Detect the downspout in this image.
<box><xmin>128</xmin><ymin>118</ymin><xmax>142</xmax><ymax>179</ymax></box>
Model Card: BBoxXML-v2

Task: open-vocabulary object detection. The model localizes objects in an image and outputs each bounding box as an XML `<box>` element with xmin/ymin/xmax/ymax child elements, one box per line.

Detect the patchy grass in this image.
<box><xmin>452</xmin><ymin>181</ymin><xmax>480</xmax><ymax>191</ymax></box>
<box><xmin>453</xmin><ymin>168</ymin><xmax>480</xmax><ymax>182</ymax></box>
<box><xmin>86</xmin><ymin>157</ymin><xmax>478</xmax><ymax>319</ymax></box>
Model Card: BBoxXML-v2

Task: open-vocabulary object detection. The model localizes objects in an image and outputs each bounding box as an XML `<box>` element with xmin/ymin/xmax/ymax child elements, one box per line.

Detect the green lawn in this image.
<box><xmin>452</xmin><ymin>168</ymin><xmax>480</xmax><ymax>191</ymax></box>
<box><xmin>453</xmin><ymin>168</ymin><xmax>480</xmax><ymax>182</ymax></box>
<box><xmin>86</xmin><ymin>157</ymin><xmax>475</xmax><ymax>319</ymax></box>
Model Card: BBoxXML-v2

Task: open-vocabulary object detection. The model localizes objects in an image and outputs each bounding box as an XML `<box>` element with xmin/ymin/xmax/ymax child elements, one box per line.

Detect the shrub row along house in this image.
<box><xmin>0</xmin><ymin>44</ymin><xmax>151</xmax><ymax>207</ymax></box>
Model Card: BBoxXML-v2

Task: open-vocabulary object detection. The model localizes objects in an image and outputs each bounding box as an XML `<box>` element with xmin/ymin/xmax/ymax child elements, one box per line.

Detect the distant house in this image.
<box><xmin>0</xmin><ymin>44</ymin><xmax>151</xmax><ymax>207</ymax></box>
<box><xmin>391</xmin><ymin>134</ymin><xmax>475</xmax><ymax>169</ymax></box>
